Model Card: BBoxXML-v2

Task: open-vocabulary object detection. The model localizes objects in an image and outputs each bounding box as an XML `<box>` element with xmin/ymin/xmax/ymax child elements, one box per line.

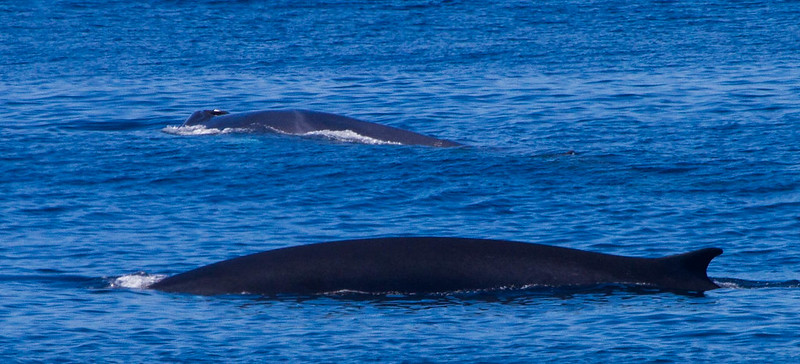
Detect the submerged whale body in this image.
<box><xmin>149</xmin><ymin>237</ymin><xmax>722</xmax><ymax>296</ymax></box>
<box><xmin>182</xmin><ymin>109</ymin><xmax>462</xmax><ymax>147</ymax></box>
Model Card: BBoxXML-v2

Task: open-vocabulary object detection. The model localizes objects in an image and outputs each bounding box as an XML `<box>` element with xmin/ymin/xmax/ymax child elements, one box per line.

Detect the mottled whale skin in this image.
<box><xmin>182</xmin><ymin>109</ymin><xmax>462</xmax><ymax>147</ymax></box>
<box><xmin>150</xmin><ymin>237</ymin><xmax>722</xmax><ymax>296</ymax></box>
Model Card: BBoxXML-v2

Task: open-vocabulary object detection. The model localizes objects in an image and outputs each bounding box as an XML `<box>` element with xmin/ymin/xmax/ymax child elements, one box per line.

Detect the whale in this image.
<box><xmin>181</xmin><ymin>109</ymin><xmax>462</xmax><ymax>147</ymax></box>
<box><xmin>149</xmin><ymin>237</ymin><xmax>722</xmax><ymax>296</ymax></box>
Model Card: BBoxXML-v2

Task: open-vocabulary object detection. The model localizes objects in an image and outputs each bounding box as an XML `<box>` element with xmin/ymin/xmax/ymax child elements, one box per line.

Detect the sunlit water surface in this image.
<box><xmin>2</xmin><ymin>0</ymin><xmax>799</xmax><ymax>362</ymax></box>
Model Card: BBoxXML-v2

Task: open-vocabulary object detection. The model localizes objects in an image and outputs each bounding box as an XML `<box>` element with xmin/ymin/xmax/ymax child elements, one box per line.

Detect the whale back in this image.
<box><xmin>149</xmin><ymin>237</ymin><xmax>722</xmax><ymax>296</ymax></box>
<box><xmin>180</xmin><ymin>109</ymin><xmax>462</xmax><ymax>147</ymax></box>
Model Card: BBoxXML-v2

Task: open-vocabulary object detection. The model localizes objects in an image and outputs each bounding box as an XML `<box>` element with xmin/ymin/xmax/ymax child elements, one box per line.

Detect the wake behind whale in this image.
<box><xmin>165</xmin><ymin>109</ymin><xmax>463</xmax><ymax>147</ymax></box>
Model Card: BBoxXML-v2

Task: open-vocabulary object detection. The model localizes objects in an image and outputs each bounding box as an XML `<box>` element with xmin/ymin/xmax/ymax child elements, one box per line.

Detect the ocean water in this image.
<box><xmin>2</xmin><ymin>0</ymin><xmax>800</xmax><ymax>362</ymax></box>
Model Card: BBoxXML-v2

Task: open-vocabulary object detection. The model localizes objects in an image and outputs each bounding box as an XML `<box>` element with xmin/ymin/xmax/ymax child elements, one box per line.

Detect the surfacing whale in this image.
<box><xmin>182</xmin><ymin>109</ymin><xmax>462</xmax><ymax>147</ymax></box>
<box><xmin>149</xmin><ymin>237</ymin><xmax>722</xmax><ymax>296</ymax></box>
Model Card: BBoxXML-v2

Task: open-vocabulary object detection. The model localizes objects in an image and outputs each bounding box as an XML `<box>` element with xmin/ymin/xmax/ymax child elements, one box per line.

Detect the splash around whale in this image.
<box><xmin>170</xmin><ymin>109</ymin><xmax>463</xmax><ymax>147</ymax></box>
<box><xmin>149</xmin><ymin>237</ymin><xmax>723</xmax><ymax>296</ymax></box>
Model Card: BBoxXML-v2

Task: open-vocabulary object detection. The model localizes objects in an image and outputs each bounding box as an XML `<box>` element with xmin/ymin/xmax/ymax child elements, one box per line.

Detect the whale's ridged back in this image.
<box><xmin>182</xmin><ymin>109</ymin><xmax>462</xmax><ymax>147</ymax></box>
<box><xmin>150</xmin><ymin>237</ymin><xmax>723</xmax><ymax>295</ymax></box>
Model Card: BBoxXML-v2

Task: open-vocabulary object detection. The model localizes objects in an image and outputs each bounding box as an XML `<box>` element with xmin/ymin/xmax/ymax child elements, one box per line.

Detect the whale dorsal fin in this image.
<box><xmin>671</xmin><ymin>248</ymin><xmax>723</xmax><ymax>277</ymax></box>
<box><xmin>658</xmin><ymin>248</ymin><xmax>723</xmax><ymax>291</ymax></box>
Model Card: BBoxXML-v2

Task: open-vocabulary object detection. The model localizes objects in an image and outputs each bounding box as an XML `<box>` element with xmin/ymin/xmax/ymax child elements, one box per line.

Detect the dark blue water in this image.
<box><xmin>3</xmin><ymin>0</ymin><xmax>800</xmax><ymax>362</ymax></box>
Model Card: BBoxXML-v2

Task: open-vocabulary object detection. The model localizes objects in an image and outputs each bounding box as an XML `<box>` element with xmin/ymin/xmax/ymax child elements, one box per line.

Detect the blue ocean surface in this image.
<box><xmin>2</xmin><ymin>0</ymin><xmax>800</xmax><ymax>362</ymax></box>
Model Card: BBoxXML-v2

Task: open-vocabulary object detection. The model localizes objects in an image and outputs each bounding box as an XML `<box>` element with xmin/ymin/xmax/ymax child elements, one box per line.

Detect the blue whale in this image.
<box><xmin>182</xmin><ymin>109</ymin><xmax>462</xmax><ymax>147</ymax></box>
<box><xmin>149</xmin><ymin>237</ymin><xmax>722</xmax><ymax>295</ymax></box>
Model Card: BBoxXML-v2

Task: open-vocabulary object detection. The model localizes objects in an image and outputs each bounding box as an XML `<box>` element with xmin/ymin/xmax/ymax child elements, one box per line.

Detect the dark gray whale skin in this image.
<box><xmin>182</xmin><ymin>109</ymin><xmax>462</xmax><ymax>147</ymax></box>
<box><xmin>149</xmin><ymin>237</ymin><xmax>722</xmax><ymax>296</ymax></box>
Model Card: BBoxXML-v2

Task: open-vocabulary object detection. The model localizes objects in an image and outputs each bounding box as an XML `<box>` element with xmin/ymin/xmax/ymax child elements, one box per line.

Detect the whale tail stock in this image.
<box><xmin>654</xmin><ymin>247</ymin><xmax>723</xmax><ymax>292</ymax></box>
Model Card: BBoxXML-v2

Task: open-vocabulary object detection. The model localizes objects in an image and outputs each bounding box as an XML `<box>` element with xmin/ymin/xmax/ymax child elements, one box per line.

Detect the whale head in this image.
<box><xmin>183</xmin><ymin>109</ymin><xmax>230</xmax><ymax>126</ymax></box>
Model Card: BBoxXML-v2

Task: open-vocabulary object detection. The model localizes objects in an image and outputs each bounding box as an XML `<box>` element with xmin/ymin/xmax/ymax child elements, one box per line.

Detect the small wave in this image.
<box><xmin>714</xmin><ymin>280</ymin><xmax>744</xmax><ymax>289</ymax></box>
<box><xmin>321</xmin><ymin>289</ymin><xmax>375</xmax><ymax>295</ymax></box>
<box><xmin>161</xmin><ymin>125</ymin><xmax>250</xmax><ymax>136</ymax></box>
<box><xmin>109</xmin><ymin>272</ymin><xmax>167</xmax><ymax>290</ymax></box>
<box><xmin>61</xmin><ymin>120</ymin><xmax>155</xmax><ymax>131</ymax></box>
<box><xmin>713</xmin><ymin>278</ymin><xmax>800</xmax><ymax>289</ymax></box>
<box><xmin>301</xmin><ymin>129</ymin><xmax>402</xmax><ymax>145</ymax></box>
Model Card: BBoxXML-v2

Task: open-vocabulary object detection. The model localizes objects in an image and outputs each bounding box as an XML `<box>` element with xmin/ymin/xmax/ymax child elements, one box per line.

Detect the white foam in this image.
<box><xmin>110</xmin><ymin>272</ymin><xmax>167</xmax><ymax>289</ymax></box>
<box><xmin>162</xmin><ymin>125</ymin><xmax>250</xmax><ymax>136</ymax></box>
<box><xmin>713</xmin><ymin>280</ymin><xmax>743</xmax><ymax>289</ymax></box>
<box><xmin>302</xmin><ymin>129</ymin><xmax>402</xmax><ymax>145</ymax></box>
<box><xmin>163</xmin><ymin>125</ymin><xmax>401</xmax><ymax>145</ymax></box>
